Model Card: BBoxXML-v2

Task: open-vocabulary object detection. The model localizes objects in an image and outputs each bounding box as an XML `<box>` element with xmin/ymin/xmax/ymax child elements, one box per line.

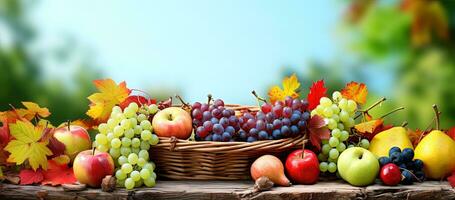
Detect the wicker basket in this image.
<box><xmin>150</xmin><ymin>104</ymin><xmax>307</xmax><ymax>180</ymax></box>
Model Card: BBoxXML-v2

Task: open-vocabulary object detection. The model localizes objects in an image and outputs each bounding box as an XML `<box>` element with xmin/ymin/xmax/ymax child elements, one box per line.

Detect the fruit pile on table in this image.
<box><xmin>1</xmin><ymin>74</ymin><xmax>455</xmax><ymax>192</ymax></box>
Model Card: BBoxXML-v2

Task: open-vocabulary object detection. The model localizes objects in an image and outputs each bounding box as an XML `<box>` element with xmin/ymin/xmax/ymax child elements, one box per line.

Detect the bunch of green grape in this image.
<box><xmin>311</xmin><ymin>91</ymin><xmax>363</xmax><ymax>174</ymax></box>
<box><xmin>94</xmin><ymin>102</ymin><xmax>159</xmax><ymax>189</ymax></box>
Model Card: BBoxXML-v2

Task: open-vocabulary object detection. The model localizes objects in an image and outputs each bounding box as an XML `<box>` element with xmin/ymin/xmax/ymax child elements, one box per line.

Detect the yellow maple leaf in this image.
<box><xmin>4</xmin><ymin>120</ymin><xmax>52</xmax><ymax>171</ymax></box>
<box><xmin>341</xmin><ymin>81</ymin><xmax>368</xmax><ymax>105</ymax></box>
<box><xmin>15</xmin><ymin>102</ymin><xmax>51</xmax><ymax>121</ymax></box>
<box><xmin>37</xmin><ymin>119</ymin><xmax>55</xmax><ymax>129</ymax></box>
<box><xmin>268</xmin><ymin>74</ymin><xmax>301</xmax><ymax>103</ymax></box>
<box><xmin>86</xmin><ymin>79</ymin><xmax>131</xmax><ymax>123</ymax></box>
<box><xmin>354</xmin><ymin>119</ymin><xmax>383</xmax><ymax>134</ymax></box>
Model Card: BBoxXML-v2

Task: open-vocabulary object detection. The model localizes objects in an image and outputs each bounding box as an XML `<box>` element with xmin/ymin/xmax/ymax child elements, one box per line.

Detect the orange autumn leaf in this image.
<box><xmin>0</xmin><ymin>110</ymin><xmax>23</xmax><ymax>123</ymax></box>
<box><xmin>268</xmin><ymin>74</ymin><xmax>300</xmax><ymax>104</ymax></box>
<box><xmin>401</xmin><ymin>0</ymin><xmax>449</xmax><ymax>47</ymax></box>
<box><xmin>341</xmin><ymin>81</ymin><xmax>368</xmax><ymax>105</ymax></box>
<box><xmin>86</xmin><ymin>79</ymin><xmax>131</xmax><ymax>123</ymax></box>
<box><xmin>19</xmin><ymin>102</ymin><xmax>51</xmax><ymax>120</ymax></box>
<box><xmin>70</xmin><ymin>119</ymin><xmax>97</xmax><ymax>130</ymax></box>
<box><xmin>355</xmin><ymin>119</ymin><xmax>384</xmax><ymax>134</ymax></box>
<box><xmin>407</xmin><ymin>129</ymin><xmax>428</xmax><ymax>147</ymax></box>
<box><xmin>354</xmin><ymin>119</ymin><xmax>393</xmax><ymax>140</ymax></box>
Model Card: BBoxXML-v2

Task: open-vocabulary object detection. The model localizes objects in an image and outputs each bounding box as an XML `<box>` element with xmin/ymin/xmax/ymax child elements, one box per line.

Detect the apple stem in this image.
<box><xmin>92</xmin><ymin>147</ymin><xmax>96</xmax><ymax>155</ymax></box>
<box><xmin>355</xmin><ymin>97</ymin><xmax>387</xmax><ymax>119</ymax></box>
<box><xmin>301</xmin><ymin>134</ymin><xmax>308</xmax><ymax>159</ymax></box>
<box><xmin>65</xmin><ymin>120</ymin><xmax>71</xmax><ymax>131</ymax></box>
<box><xmin>432</xmin><ymin>104</ymin><xmax>441</xmax><ymax>130</ymax></box>
<box><xmin>67</xmin><ymin>120</ymin><xmax>71</xmax><ymax>131</ymax></box>
<box><xmin>379</xmin><ymin>107</ymin><xmax>404</xmax><ymax>119</ymax></box>
<box><xmin>207</xmin><ymin>94</ymin><xmax>212</xmax><ymax>105</ymax></box>
<box><xmin>251</xmin><ymin>90</ymin><xmax>267</xmax><ymax>104</ymax></box>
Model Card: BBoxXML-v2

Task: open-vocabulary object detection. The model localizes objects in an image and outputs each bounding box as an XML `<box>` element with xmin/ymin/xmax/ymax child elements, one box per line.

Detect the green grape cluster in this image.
<box><xmin>94</xmin><ymin>102</ymin><xmax>159</xmax><ymax>189</ymax></box>
<box><xmin>311</xmin><ymin>91</ymin><xmax>358</xmax><ymax>174</ymax></box>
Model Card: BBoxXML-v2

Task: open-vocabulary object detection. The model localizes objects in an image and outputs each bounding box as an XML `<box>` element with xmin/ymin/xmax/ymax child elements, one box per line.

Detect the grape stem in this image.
<box><xmin>207</xmin><ymin>94</ymin><xmax>212</xmax><ymax>105</ymax></box>
<box><xmin>251</xmin><ymin>90</ymin><xmax>267</xmax><ymax>104</ymax></box>
<box><xmin>378</xmin><ymin>107</ymin><xmax>404</xmax><ymax>119</ymax></box>
<box><xmin>355</xmin><ymin>97</ymin><xmax>386</xmax><ymax>119</ymax></box>
<box><xmin>175</xmin><ymin>95</ymin><xmax>190</xmax><ymax>108</ymax></box>
<box><xmin>399</xmin><ymin>167</ymin><xmax>423</xmax><ymax>183</ymax></box>
<box><xmin>432</xmin><ymin>104</ymin><xmax>441</xmax><ymax>130</ymax></box>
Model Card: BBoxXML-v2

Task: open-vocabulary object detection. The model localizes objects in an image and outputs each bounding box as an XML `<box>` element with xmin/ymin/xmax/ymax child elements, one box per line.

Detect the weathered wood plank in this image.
<box><xmin>0</xmin><ymin>181</ymin><xmax>454</xmax><ymax>200</ymax></box>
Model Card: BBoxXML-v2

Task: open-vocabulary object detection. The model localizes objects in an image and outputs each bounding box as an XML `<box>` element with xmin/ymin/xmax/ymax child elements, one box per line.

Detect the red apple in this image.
<box><xmin>285</xmin><ymin>149</ymin><xmax>320</xmax><ymax>184</ymax></box>
<box><xmin>54</xmin><ymin>125</ymin><xmax>91</xmax><ymax>162</ymax></box>
<box><xmin>73</xmin><ymin>149</ymin><xmax>115</xmax><ymax>187</ymax></box>
<box><xmin>152</xmin><ymin>107</ymin><xmax>192</xmax><ymax>139</ymax></box>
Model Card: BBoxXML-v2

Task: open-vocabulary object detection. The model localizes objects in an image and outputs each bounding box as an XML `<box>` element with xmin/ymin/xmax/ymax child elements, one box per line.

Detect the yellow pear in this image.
<box><xmin>368</xmin><ymin>127</ymin><xmax>413</xmax><ymax>157</ymax></box>
<box><xmin>414</xmin><ymin>130</ymin><xmax>455</xmax><ymax>179</ymax></box>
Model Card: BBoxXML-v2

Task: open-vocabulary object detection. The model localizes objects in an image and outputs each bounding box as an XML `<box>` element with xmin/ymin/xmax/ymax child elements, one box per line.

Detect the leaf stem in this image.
<box><xmin>355</xmin><ymin>97</ymin><xmax>386</xmax><ymax>119</ymax></box>
<box><xmin>401</xmin><ymin>121</ymin><xmax>408</xmax><ymax>127</ymax></box>
<box><xmin>379</xmin><ymin>107</ymin><xmax>404</xmax><ymax>119</ymax></box>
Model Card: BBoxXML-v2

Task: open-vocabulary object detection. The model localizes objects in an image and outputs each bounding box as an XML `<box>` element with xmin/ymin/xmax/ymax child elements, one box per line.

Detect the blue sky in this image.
<box><xmin>33</xmin><ymin>0</ymin><xmax>340</xmax><ymax>104</ymax></box>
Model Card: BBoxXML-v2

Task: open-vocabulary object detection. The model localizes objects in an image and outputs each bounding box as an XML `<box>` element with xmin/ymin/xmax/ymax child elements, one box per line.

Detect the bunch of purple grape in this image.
<box><xmin>191</xmin><ymin>99</ymin><xmax>240</xmax><ymax>141</ymax></box>
<box><xmin>191</xmin><ymin>96</ymin><xmax>310</xmax><ymax>142</ymax></box>
<box><xmin>238</xmin><ymin>97</ymin><xmax>310</xmax><ymax>142</ymax></box>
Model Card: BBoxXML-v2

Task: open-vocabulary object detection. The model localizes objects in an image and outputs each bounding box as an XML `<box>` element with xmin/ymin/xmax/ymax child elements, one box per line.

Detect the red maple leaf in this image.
<box><xmin>19</xmin><ymin>169</ymin><xmax>44</xmax><ymax>185</ymax></box>
<box><xmin>47</xmin><ymin>136</ymin><xmax>66</xmax><ymax>158</ymax></box>
<box><xmin>447</xmin><ymin>127</ymin><xmax>455</xmax><ymax>141</ymax></box>
<box><xmin>119</xmin><ymin>95</ymin><xmax>157</xmax><ymax>110</ymax></box>
<box><xmin>448</xmin><ymin>171</ymin><xmax>455</xmax><ymax>188</ymax></box>
<box><xmin>41</xmin><ymin>160</ymin><xmax>77</xmax><ymax>186</ymax></box>
<box><xmin>0</xmin><ymin>119</ymin><xmax>11</xmax><ymax>165</ymax></box>
<box><xmin>307</xmin><ymin>80</ymin><xmax>327</xmax><ymax>110</ymax></box>
<box><xmin>308</xmin><ymin>115</ymin><xmax>330</xmax><ymax>151</ymax></box>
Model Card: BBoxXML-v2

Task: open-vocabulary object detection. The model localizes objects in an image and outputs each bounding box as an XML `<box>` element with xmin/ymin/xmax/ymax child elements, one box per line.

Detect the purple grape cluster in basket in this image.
<box><xmin>191</xmin><ymin>96</ymin><xmax>311</xmax><ymax>142</ymax></box>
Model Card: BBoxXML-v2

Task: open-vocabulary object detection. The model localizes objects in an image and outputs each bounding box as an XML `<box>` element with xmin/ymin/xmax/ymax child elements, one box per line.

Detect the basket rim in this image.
<box><xmin>153</xmin><ymin>135</ymin><xmax>306</xmax><ymax>153</ymax></box>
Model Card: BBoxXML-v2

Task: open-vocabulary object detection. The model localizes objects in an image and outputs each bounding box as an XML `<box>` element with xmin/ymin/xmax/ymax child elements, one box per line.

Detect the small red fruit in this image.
<box><xmin>285</xmin><ymin>149</ymin><xmax>320</xmax><ymax>184</ymax></box>
<box><xmin>380</xmin><ymin>163</ymin><xmax>401</xmax><ymax>186</ymax></box>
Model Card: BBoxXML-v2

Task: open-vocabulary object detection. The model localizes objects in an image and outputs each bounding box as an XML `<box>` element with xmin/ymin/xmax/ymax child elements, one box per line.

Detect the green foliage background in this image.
<box><xmin>1</xmin><ymin>0</ymin><xmax>455</xmax><ymax>130</ymax></box>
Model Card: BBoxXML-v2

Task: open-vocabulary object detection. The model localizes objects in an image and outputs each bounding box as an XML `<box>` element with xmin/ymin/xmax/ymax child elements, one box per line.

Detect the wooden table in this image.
<box><xmin>1</xmin><ymin>180</ymin><xmax>454</xmax><ymax>200</ymax></box>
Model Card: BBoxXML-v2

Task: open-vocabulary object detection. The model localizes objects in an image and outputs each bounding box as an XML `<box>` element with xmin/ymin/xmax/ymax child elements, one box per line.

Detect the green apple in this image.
<box><xmin>337</xmin><ymin>147</ymin><xmax>379</xmax><ymax>186</ymax></box>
